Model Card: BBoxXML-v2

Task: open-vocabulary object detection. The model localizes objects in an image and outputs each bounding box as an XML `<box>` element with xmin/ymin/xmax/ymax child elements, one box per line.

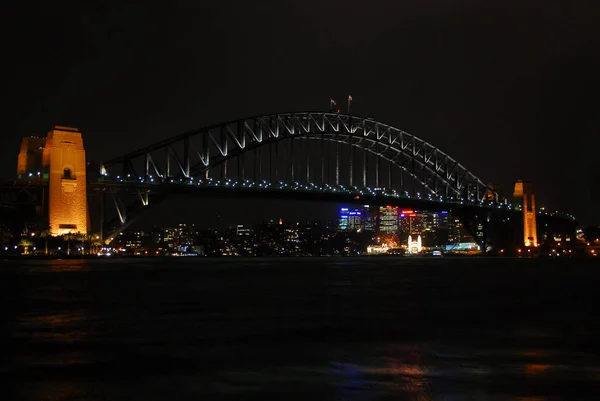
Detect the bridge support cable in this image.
<box><xmin>290</xmin><ymin>138</ymin><xmax>296</xmax><ymax>183</ymax></box>
<box><xmin>275</xmin><ymin>141</ymin><xmax>279</xmax><ymax>183</ymax></box>
<box><xmin>164</xmin><ymin>147</ymin><xmax>171</xmax><ymax>179</ymax></box>
<box><xmin>363</xmin><ymin>148</ymin><xmax>368</xmax><ymax>188</ymax></box>
<box><xmin>375</xmin><ymin>144</ymin><xmax>380</xmax><ymax>188</ymax></box>
<box><xmin>349</xmin><ymin>133</ymin><xmax>354</xmax><ymax>188</ymax></box>
<box><xmin>413</xmin><ymin>157</ymin><xmax>418</xmax><ymax>196</ymax></box>
<box><xmin>238</xmin><ymin>153</ymin><xmax>244</xmax><ymax>182</ymax></box>
<box><xmin>99</xmin><ymin>190</ymin><xmax>105</xmax><ymax>243</ymax></box>
<box><xmin>258</xmin><ymin>147</ymin><xmax>262</xmax><ymax>182</ymax></box>
<box><xmin>388</xmin><ymin>160</ymin><xmax>392</xmax><ymax>190</ymax></box>
<box><xmin>144</xmin><ymin>153</ymin><xmax>150</xmax><ymax>181</ymax></box>
<box><xmin>326</xmin><ymin>139</ymin><xmax>330</xmax><ymax>186</ymax></box>
<box><xmin>335</xmin><ymin>141</ymin><xmax>340</xmax><ymax>186</ymax></box>
<box><xmin>183</xmin><ymin>137</ymin><xmax>190</xmax><ymax>178</ymax></box>
<box><xmin>400</xmin><ymin>164</ymin><xmax>406</xmax><ymax>193</ymax></box>
<box><xmin>111</xmin><ymin>192</ymin><xmax>126</xmax><ymax>225</ymax></box>
<box><xmin>139</xmin><ymin>190</ymin><xmax>150</xmax><ymax>207</ymax></box>
<box><xmin>306</xmin><ymin>138</ymin><xmax>310</xmax><ymax>185</ymax></box>
<box><xmin>320</xmin><ymin>134</ymin><xmax>325</xmax><ymax>185</ymax></box>
<box><xmin>269</xmin><ymin>142</ymin><xmax>273</xmax><ymax>184</ymax></box>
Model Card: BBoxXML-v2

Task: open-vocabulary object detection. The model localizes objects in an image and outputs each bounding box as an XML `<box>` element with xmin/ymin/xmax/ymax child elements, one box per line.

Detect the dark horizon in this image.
<box><xmin>3</xmin><ymin>1</ymin><xmax>599</xmax><ymax>226</ymax></box>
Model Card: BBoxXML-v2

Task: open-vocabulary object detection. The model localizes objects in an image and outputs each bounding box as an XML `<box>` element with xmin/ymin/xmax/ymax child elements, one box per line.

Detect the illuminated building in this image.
<box><xmin>417</xmin><ymin>211</ymin><xmax>450</xmax><ymax>247</ymax></box>
<box><xmin>513</xmin><ymin>181</ymin><xmax>538</xmax><ymax>247</ymax></box>
<box><xmin>448</xmin><ymin>216</ymin><xmax>474</xmax><ymax>244</ymax></box>
<box><xmin>421</xmin><ymin>211</ymin><xmax>449</xmax><ymax>231</ymax></box>
<box><xmin>236</xmin><ymin>225</ymin><xmax>252</xmax><ymax>236</ymax></box>
<box><xmin>379</xmin><ymin>206</ymin><xmax>399</xmax><ymax>233</ymax></box>
<box><xmin>161</xmin><ymin>223</ymin><xmax>197</xmax><ymax>253</ymax></box>
<box><xmin>399</xmin><ymin>209</ymin><xmax>419</xmax><ymax>234</ymax></box>
<box><xmin>16</xmin><ymin>127</ymin><xmax>89</xmax><ymax>236</ymax></box>
<box><xmin>16</xmin><ymin>137</ymin><xmax>46</xmax><ymax>180</ymax></box>
<box><xmin>362</xmin><ymin>205</ymin><xmax>377</xmax><ymax>231</ymax></box>
<box><xmin>445</xmin><ymin>242</ymin><xmax>480</xmax><ymax>253</ymax></box>
<box><xmin>44</xmin><ymin>127</ymin><xmax>89</xmax><ymax>236</ymax></box>
<box><xmin>367</xmin><ymin>243</ymin><xmax>389</xmax><ymax>254</ymax></box>
<box><xmin>407</xmin><ymin>235</ymin><xmax>422</xmax><ymax>254</ymax></box>
<box><xmin>284</xmin><ymin>227</ymin><xmax>299</xmax><ymax>242</ymax></box>
<box><xmin>338</xmin><ymin>207</ymin><xmax>364</xmax><ymax>231</ymax></box>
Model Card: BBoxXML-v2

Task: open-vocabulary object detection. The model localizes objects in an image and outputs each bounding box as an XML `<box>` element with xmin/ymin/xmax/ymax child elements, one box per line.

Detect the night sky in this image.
<box><xmin>3</xmin><ymin>1</ymin><xmax>599</xmax><ymax>228</ymax></box>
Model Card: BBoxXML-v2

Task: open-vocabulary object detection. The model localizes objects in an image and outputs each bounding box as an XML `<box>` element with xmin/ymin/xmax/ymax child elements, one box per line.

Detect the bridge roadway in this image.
<box><xmin>87</xmin><ymin>179</ymin><xmax>510</xmax><ymax>214</ymax></box>
<box><xmin>1</xmin><ymin>177</ymin><xmax>575</xmax><ymax>220</ymax></box>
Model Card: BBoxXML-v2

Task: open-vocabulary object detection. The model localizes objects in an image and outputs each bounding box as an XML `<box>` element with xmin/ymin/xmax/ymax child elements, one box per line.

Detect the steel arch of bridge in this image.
<box><xmin>101</xmin><ymin>112</ymin><xmax>497</xmax><ymax>202</ymax></box>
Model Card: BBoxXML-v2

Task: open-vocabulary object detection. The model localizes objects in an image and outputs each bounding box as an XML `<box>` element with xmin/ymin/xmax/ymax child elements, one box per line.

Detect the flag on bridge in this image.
<box><xmin>330</xmin><ymin>98</ymin><xmax>337</xmax><ymax>112</ymax></box>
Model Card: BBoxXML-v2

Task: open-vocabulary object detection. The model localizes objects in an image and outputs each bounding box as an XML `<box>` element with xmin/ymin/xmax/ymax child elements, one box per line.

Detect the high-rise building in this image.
<box><xmin>448</xmin><ymin>216</ymin><xmax>475</xmax><ymax>244</ymax></box>
<box><xmin>421</xmin><ymin>211</ymin><xmax>449</xmax><ymax>231</ymax></box>
<box><xmin>379</xmin><ymin>206</ymin><xmax>399</xmax><ymax>233</ymax></box>
<box><xmin>162</xmin><ymin>223</ymin><xmax>197</xmax><ymax>252</ymax></box>
<box><xmin>398</xmin><ymin>209</ymin><xmax>417</xmax><ymax>234</ymax></box>
<box><xmin>418</xmin><ymin>211</ymin><xmax>450</xmax><ymax>247</ymax></box>
<box><xmin>338</xmin><ymin>207</ymin><xmax>364</xmax><ymax>231</ymax></box>
<box><xmin>362</xmin><ymin>205</ymin><xmax>377</xmax><ymax>231</ymax></box>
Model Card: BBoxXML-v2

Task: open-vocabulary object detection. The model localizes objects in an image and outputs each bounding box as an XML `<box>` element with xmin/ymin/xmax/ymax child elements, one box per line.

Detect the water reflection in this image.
<box><xmin>330</xmin><ymin>344</ymin><xmax>432</xmax><ymax>400</ymax></box>
<box><xmin>3</xmin><ymin>257</ymin><xmax>600</xmax><ymax>400</ymax></box>
<box><xmin>523</xmin><ymin>364</ymin><xmax>551</xmax><ymax>375</ymax></box>
<box><xmin>12</xmin><ymin>260</ymin><xmax>99</xmax><ymax>368</ymax></box>
<box><xmin>22</xmin><ymin>380</ymin><xmax>93</xmax><ymax>401</ymax></box>
<box><xmin>48</xmin><ymin>259</ymin><xmax>90</xmax><ymax>272</ymax></box>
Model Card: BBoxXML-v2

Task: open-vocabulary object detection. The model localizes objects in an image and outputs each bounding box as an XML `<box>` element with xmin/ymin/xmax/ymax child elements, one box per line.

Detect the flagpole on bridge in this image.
<box><xmin>348</xmin><ymin>95</ymin><xmax>353</xmax><ymax>114</ymax></box>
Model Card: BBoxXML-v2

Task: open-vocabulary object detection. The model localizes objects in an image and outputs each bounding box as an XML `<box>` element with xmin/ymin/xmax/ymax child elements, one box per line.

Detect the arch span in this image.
<box><xmin>101</xmin><ymin>112</ymin><xmax>497</xmax><ymax>202</ymax></box>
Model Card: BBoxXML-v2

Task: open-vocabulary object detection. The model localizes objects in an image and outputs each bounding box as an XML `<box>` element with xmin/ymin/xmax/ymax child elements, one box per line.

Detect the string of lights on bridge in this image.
<box><xmin>101</xmin><ymin>172</ymin><xmax>576</xmax><ymax>220</ymax></box>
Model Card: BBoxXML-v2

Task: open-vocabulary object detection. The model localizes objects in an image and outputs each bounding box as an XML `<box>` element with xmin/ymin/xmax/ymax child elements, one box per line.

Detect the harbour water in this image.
<box><xmin>1</xmin><ymin>257</ymin><xmax>599</xmax><ymax>400</ymax></box>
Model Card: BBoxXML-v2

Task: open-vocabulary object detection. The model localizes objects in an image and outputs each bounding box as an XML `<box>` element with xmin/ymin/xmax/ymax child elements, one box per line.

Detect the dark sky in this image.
<box><xmin>3</xmin><ymin>1</ymin><xmax>600</xmax><ymax>228</ymax></box>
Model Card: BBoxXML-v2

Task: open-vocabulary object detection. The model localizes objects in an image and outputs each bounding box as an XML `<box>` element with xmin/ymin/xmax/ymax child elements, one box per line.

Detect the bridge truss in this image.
<box><xmin>97</xmin><ymin>112</ymin><xmax>503</xmax><ymax>234</ymax></box>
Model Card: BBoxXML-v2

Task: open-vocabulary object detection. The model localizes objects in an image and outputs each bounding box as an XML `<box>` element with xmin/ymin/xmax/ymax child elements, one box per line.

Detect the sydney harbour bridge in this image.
<box><xmin>1</xmin><ymin>112</ymin><xmax>576</xmax><ymax>249</ymax></box>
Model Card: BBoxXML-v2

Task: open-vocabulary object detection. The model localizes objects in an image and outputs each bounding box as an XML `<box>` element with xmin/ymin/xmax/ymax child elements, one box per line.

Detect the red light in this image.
<box><xmin>354</xmin><ymin>196</ymin><xmax>360</xmax><ymax>199</ymax></box>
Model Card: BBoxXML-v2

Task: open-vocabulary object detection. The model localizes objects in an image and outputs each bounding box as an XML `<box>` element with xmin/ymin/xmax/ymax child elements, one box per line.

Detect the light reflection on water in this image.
<box><xmin>1</xmin><ymin>257</ymin><xmax>599</xmax><ymax>400</ymax></box>
<box><xmin>47</xmin><ymin>259</ymin><xmax>90</xmax><ymax>272</ymax></box>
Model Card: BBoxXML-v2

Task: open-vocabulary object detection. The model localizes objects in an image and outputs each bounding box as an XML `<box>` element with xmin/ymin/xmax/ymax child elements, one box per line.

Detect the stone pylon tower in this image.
<box><xmin>513</xmin><ymin>181</ymin><xmax>538</xmax><ymax>247</ymax></box>
<box><xmin>41</xmin><ymin>126</ymin><xmax>89</xmax><ymax>236</ymax></box>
